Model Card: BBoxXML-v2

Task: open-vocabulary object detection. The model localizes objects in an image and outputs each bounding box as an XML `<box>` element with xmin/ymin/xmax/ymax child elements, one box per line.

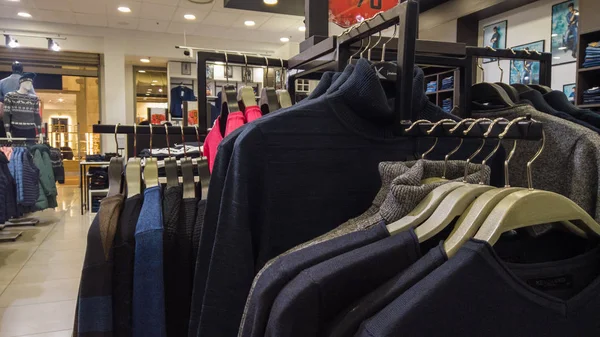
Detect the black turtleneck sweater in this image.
<box><xmin>192</xmin><ymin>59</ymin><xmax>505</xmax><ymax>337</ymax></box>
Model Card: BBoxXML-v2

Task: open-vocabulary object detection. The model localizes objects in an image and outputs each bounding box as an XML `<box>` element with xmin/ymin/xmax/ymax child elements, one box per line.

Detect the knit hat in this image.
<box><xmin>19</xmin><ymin>72</ymin><xmax>36</xmax><ymax>84</ymax></box>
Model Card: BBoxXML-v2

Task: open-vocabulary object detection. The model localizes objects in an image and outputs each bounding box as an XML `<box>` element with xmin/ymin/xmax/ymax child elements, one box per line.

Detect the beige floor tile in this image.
<box><xmin>25</xmin><ymin>249</ymin><xmax>85</xmax><ymax>266</ymax></box>
<box><xmin>0</xmin><ymin>300</ymin><xmax>76</xmax><ymax>337</ymax></box>
<box><xmin>0</xmin><ymin>284</ymin><xmax>7</xmax><ymax>296</ymax></box>
<box><xmin>0</xmin><ymin>278</ymin><xmax>79</xmax><ymax>308</ymax></box>
<box><xmin>0</xmin><ymin>248</ymin><xmax>36</xmax><ymax>268</ymax></box>
<box><xmin>0</xmin><ymin>266</ymin><xmax>22</xmax><ymax>285</ymax></box>
<box><xmin>37</xmin><ymin>239</ymin><xmax>87</xmax><ymax>252</ymax></box>
<box><xmin>14</xmin><ymin>330</ymin><xmax>72</xmax><ymax>337</ymax></box>
<box><xmin>11</xmin><ymin>263</ymin><xmax>82</xmax><ymax>285</ymax></box>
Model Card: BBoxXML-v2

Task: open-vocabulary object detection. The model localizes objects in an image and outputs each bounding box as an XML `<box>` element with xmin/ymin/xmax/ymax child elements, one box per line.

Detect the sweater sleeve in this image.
<box><xmin>34</xmin><ymin>100</ymin><xmax>41</xmax><ymax>133</ymax></box>
<box><xmin>196</xmin><ymin>124</ymin><xmax>266</xmax><ymax>337</ymax></box>
<box><xmin>4</xmin><ymin>95</ymin><xmax>11</xmax><ymax>132</ymax></box>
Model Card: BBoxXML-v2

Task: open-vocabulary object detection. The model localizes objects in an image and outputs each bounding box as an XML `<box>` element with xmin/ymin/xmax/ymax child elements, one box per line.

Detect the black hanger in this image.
<box><xmin>528</xmin><ymin>84</ymin><xmax>552</xmax><ymax>94</ymax></box>
<box><xmin>494</xmin><ymin>82</ymin><xmax>520</xmax><ymax>102</ymax></box>
<box><xmin>107</xmin><ymin>124</ymin><xmax>124</xmax><ymax>197</ymax></box>
<box><xmin>511</xmin><ymin>83</ymin><xmax>532</xmax><ymax>94</ymax></box>
<box><xmin>472</xmin><ymin>82</ymin><xmax>515</xmax><ymax>108</ymax></box>
<box><xmin>164</xmin><ymin>125</ymin><xmax>180</xmax><ymax>189</ymax></box>
<box><xmin>544</xmin><ymin>90</ymin><xmax>581</xmax><ymax>114</ymax></box>
<box><xmin>180</xmin><ymin>125</ymin><xmax>196</xmax><ymax>199</ymax></box>
<box><xmin>219</xmin><ymin>52</ymin><xmax>241</xmax><ymax>136</ymax></box>
<box><xmin>371</xmin><ymin>18</ymin><xmax>399</xmax><ymax>83</ymax></box>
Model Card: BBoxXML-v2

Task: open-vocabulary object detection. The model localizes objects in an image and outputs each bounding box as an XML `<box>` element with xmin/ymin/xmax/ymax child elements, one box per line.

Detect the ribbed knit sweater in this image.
<box><xmin>3</xmin><ymin>91</ymin><xmax>41</xmax><ymax>134</ymax></box>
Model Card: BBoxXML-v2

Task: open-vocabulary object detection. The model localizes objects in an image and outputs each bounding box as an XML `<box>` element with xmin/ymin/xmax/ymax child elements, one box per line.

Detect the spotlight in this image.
<box><xmin>47</xmin><ymin>38</ymin><xmax>61</xmax><ymax>51</ymax></box>
<box><xmin>4</xmin><ymin>35</ymin><xmax>19</xmax><ymax>48</ymax></box>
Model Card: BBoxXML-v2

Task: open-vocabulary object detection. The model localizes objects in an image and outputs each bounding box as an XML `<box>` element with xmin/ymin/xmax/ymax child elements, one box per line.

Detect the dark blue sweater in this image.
<box><xmin>133</xmin><ymin>186</ymin><xmax>166</xmax><ymax>337</ymax></box>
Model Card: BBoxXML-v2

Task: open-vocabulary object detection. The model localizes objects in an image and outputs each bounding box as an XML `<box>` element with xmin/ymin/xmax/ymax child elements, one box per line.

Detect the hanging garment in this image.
<box><xmin>225</xmin><ymin>111</ymin><xmax>246</xmax><ymax>135</ymax></box>
<box><xmin>49</xmin><ymin>147</ymin><xmax>65</xmax><ymax>184</ymax></box>
<box><xmin>3</xmin><ymin>91</ymin><xmax>41</xmax><ymax>136</ymax></box>
<box><xmin>192</xmin><ymin>59</ymin><xmax>486</xmax><ymax>337</ymax></box>
<box><xmin>0</xmin><ymin>151</ymin><xmax>18</xmax><ymax>220</ymax></box>
<box><xmin>356</xmin><ymin>235</ymin><xmax>600</xmax><ymax>337</ymax></box>
<box><xmin>170</xmin><ymin>85</ymin><xmax>196</xmax><ymax>118</ymax></box>
<box><xmin>74</xmin><ymin>194</ymin><xmax>125</xmax><ymax>337</ymax></box>
<box><xmin>473</xmin><ymin>104</ymin><xmax>600</xmax><ymax>223</ymax></box>
<box><xmin>133</xmin><ymin>186</ymin><xmax>166</xmax><ymax>337</ymax></box>
<box><xmin>203</xmin><ymin>118</ymin><xmax>223</xmax><ymax>173</ymax></box>
<box><xmin>191</xmin><ymin>199</ymin><xmax>207</xmax><ymax>267</ymax></box>
<box><xmin>544</xmin><ymin>90</ymin><xmax>600</xmax><ymax>128</ymax></box>
<box><xmin>244</xmin><ymin>106</ymin><xmax>263</xmax><ymax>123</ymax></box>
<box><xmin>30</xmin><ymin>144</ymin><xmax>57</xmax><ymax>210</ymax></box>
<box><xmin>8</xmin><ymin>147</ymin><xmax>39</xmax><ymax>208</ymax></box>
<box><xmin>112</xmin><ymin>194</ymin><xmax>143</xmax><ymax>337</ymax></box>
<box><xmin>239</xmin><ymin>160</ymin><xmax>490</xmax><ymax>337</ymax></box>
<box><xmin>1</xmin><ymin>146</ymin><xmax>13</xmax><ymax>161</ymax></box>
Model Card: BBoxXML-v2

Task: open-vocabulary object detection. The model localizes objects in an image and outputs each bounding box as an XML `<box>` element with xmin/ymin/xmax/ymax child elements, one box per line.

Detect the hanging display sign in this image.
<box><xmin>329</xmin><ymin>0</ymin><xmax>398</xmax><ymax>28</ymax></box>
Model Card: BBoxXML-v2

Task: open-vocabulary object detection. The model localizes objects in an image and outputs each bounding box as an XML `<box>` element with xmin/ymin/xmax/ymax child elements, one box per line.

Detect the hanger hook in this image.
<box><xmin>524</xmin><ymin>48</ymin><xmax>531</xmax><ymax>55</ymax></box>
<box><xmin>360</xmin><ymin>34</ymin><xmax>372</xmax><ymax>59</ymax></box>
<box><xmin>405</xmin><ymin>120</ymin><xmax>435</xmax><ymax>159</ymax></box>
<box><xmin>439</xmin><ymin>117</ymin><xmax>477</xmax><ymax>178</ymax></box>
<box><xmin>368</xmin><ymin>31</ymin><xmax>382</xmax><ymax>61</ymax></box>
<box><xmin>149</xmin><ymin>124</ymin><xmax>153</xmax><ymax>159</ymax></box>
<box><xmin>181</xmin><ymin>124</ymin><xmax>187</xmax><ymax>159</ymax></box>
<box><xmin>497</xmin><ymin>58</ymin><xmax>504</xmax><ymax>82</ymax></box>
<box><xmin>114</xmin><ymin>123</ymin><xmax>120</xmax><ymax>155</ymax></box>
<box><xmin>348</xmin><ymin>20</ymin><xmax>368</xmax><ymax>64</ymax></box>
<box><xmin>133</xmin><ymin>123</ymin><xmax>137</xmax><ymax>159</ymax></box>
<box><xmin>527</xmin><ymin>126</ymin><xmax>545</xmax><ymax>190</ymax></box>
<box><xmin>462</xmin><ymin>118</ymin><xmax>493</xmax><ymax>182</ymax></box>
<box><xmin>280</xmin><ymin>58</ymin><xmax>285</xmax><ymax>90</ymax></box>
<box><xmin>194</xmin><ymin>125</ymin><xmax>201</xmax><ymax>151</ymax></box>
<box><xmin>381</xmin><ymin>24</ymin><xmax>397</xmax><ymax>62</ymax></box>
<box><xmin>164</xmin><ymin>124</ymin><xmax>171</xmax><ymax>159</ymax></box>
<box><xmin>264</xmin><ymin>56</ymin><xmax>269</xmax><ymax>85</ymax></box>
<box><xmin>481</xmin><ymin>117</ymin><xmax>515</xmax><ymax>185</ymax></box>
<box><xmin>244</xmin><ymin>54</ymin><xmax>249</xmax><ymax>86</ymax></box>
<box><xmin>477</xmin><ymin>58</ymin><xmax>485</xmax><ymax>83</ymax></box>
<box><xmin>224</xmin><ymin>52</ymin><xmax>229</xmax><ymax>84</ymax></box>
<box><xmin>510</xmin><ymin>48</ymin><xmax>517</xmax><ymax>55</ymax></box>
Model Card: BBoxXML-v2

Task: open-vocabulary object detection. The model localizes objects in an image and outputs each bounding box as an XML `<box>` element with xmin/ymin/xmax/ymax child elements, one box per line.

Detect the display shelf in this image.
<box><xmin>579</xmin><ymin>65</ymin><xmax>600</xmax><ymax>73</ymax></box>
<box><xmin>438</xmin><ymin>88</ymin><xmax>455</xmax><ymax>94</ymax></box>
<box><xmin>576</xmin><ymin>29</ymin><xmax>600</xmax><ymax>107</ymax></box>
<box><xmin>422</xmin><ymin>68</ymin><xmax>458</xmax><ymax>113</ymax></box>
<box><xmin>577</xmin><ymin>103</ymin><xmax>600</xmax><ymax>109</ymax></box>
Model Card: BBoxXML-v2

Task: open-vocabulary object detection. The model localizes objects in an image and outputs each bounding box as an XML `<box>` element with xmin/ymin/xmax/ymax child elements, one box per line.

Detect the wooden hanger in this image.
<box><xmin>164</xmin><ymin>125</ymin><xmax>179</xmax><ymax>189</ymax></box>
<box><xmin>413</xmin><ymin>118</ymin><xmax>497</xmax><ymax>243</ymax></box>
<box><xmin>443</xmin><ymin>118</ymin><xmax>526</xmax><ymax>257</ymax></box>
<box><xmin>107</xmin><ymin>124</ymin><xmax>124</xmax><ymax>197</ymax></box>
<box><xmin>126</xmin><ymin>123</ymin><xmax>142</xmax><ymax>198</ymax></box>
<box><xmin>180</xmin><ymin>125</ymin><xmax>196</xmax><ymax>199</ymax></box>
<box><xmin>238</xmin><ymin>54</ymin><xmax>258</xmax><ymax>110</ymax></box>
<box><xmin>387</xmin><ymin>119</ymin><xmax>470</xmax><ymax>236</ymax></box>
<box><xmin>144</xmin><ymin>124</ymin><xmax>159</xmax><ymax>188</ymax></box>
<box><xmin>475</xmin><ymin>126</ymin><xmax>600</xmax><ymax>245</ymax></box>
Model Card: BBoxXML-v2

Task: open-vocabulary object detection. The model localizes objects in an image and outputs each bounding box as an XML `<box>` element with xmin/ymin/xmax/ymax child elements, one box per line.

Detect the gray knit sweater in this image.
<box><xmin>473</xmin><ymin>104</ymin><xmax>600</xmax><ymax>223</ymax></box>
<box><xmin>3</xmin><ymin>92</ymin><xmax>41</xmax><ymax>133</ymax></box>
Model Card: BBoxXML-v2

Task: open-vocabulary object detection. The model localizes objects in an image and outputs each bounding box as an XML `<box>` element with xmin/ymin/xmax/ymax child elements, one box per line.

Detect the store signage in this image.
<box><xmin>329</xmin><ymin>0</ymin><xmax>398</xmax><ymax>28</ymax></box>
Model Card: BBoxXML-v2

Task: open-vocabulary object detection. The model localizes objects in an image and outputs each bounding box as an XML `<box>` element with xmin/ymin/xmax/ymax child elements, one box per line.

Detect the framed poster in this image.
<box><xmin>482</xmin><ymin>20</ymin><xmax>507</xmax><ymax>63</ymax></box>
<box><xmin>552</xmin><ymin>0</ymin><xmax>579</xmax><ymax>65</ymax></box>
<box><xmin>242</xmin><ymin>67</ymin><xmax>253</xmax><ymax>83</ymax></box>
<box><xmin>563</xmin><ymin>83</ymin><xmax>576</xmax><ymax>102</ymax></box>
<box><xmin>225</xmin><ymin>66</ymin><xmax>234</xmax><ymax>78</ymax></box>
<box><xmin>509</xmin><ymin>40</ymin><xmax>545</xmax><ymax>85</ymax></box>
<box><xmin>181</xmin><ymin>62</ymin><xmax>192</xmax><ymax>76</ymax></box>
<box><xmin>206</xmin><ymin>65</ymin><xmax>214</xmax><ymax>79</ymax></box>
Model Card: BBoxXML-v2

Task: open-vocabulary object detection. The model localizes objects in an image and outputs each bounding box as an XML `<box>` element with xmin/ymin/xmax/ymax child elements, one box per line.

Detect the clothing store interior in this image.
<box><xmin>2</xmin><ymin>0</ymin><xmax>600</xmax><ymax>336</ymax></box>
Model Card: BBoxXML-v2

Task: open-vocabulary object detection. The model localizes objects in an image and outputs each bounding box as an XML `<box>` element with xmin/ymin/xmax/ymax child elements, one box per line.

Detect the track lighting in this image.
<box><xmin>47</xmin><ymin>38</ymin><xmax>61</xmax><ymax>51</ymax></box>
<box><xmin>4</xmin><ymin>35</ymin><xmax>19</xmax><ymax>48</ymax></box>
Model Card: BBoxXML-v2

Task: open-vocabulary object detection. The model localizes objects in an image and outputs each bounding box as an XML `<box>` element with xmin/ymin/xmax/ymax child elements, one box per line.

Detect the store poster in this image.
<box><xmin>509</xmin><ymin>40</ymin><xmax>545</xmax><ymax>85</ymax></box>
<box><xmin>329</xmin><ymin>0</ymin><xmax>397</xmax><ymax>28</ymax></box>
<box><xmin>482</xmin><ymin>20</ymin><xmax>507</xmax><ymax>63</ymax></box>
<box><xmin>552</xmin><ymin>0</ymin><xmax>579</xmax><ymax>65</ymax></box>
<box><xmin>563</xmin><ymin>83</ymin><xmax>576</xmax><ymax>102</ymax></box>
<box><xmin>148</xmin><ymin>108</ymin><xmax>167</xmax><ymax>125</ymax></box>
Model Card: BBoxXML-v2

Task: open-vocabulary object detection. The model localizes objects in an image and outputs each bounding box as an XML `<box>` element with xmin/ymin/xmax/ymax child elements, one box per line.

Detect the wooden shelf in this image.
<box><xmin>426</xmin><ymin>91</ymin><xmax>437</xmax><ymax>95</ymax></box>
<box><xmin>438</xmin><ymin>88</ymin><xmax>455</xmax><ymax>93</ymax></box>
<box><xmin>578</xmin><ymin>103</ymin><xmax>600</xmax><ymax>109</ymax></box>
<box><xmin>579</xmin><ymin>66</ymin><xmax>600</xmax><ymax>73</ymax></box>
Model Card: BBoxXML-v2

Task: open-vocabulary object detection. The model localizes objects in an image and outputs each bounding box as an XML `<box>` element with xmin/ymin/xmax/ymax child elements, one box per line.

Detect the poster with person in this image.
<box><xmin>509</xmin><ymin>40</ymin><xmax>545</xmax><ymax>85</ymax></box>
<box><xmin>552</xmin><ymin>0</ymin><xmax>579</xmax><ymax>65</ymax></box>
<box><xmin>482</xmin><ymin>21</ymin><xmax>507</xmax><ymax>63</ymax></box>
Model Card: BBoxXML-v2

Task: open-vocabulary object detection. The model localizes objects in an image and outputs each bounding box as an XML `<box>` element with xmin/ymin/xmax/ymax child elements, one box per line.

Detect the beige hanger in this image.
<box><xmin>413</xmin><ymin>118</ymin><xmax>497</xmax><ymax>243</ymax></box>
<box><xmin>107</xmin><ymin>123</ymin><xmax>124</xmax><ymax>198</ymax></box>
<box><xmin>474</xmin><ymin>120</ymin><xmax>600</xmax><ymax>245</ymax></box>
<box><xmin>144</xmin><ymin>124</ymin><xmax>159</xmax><ymax>188</ymax></box>
<box><xmin>387</xmin><ymin>119</ymin><xmax>473</xmax><ymax>236</ymax></box>
<box><xmin>126</xmin><ymin>123</ymin><xmax>142</xmax><ymax>198</ymax></box>
<box><xmin>420</xmin><ymin>118</ymin><xmax>458</xmax><ymax>185</ymax></box>
<box><xmin>239</xmin><ymin>54</ymin><xmax>257</xmax><ymax>109</ymax></box>
<box><xmin>443</xmin><ymin>118</ymin><xmax>526</xmax><ymax>257</ymax></box>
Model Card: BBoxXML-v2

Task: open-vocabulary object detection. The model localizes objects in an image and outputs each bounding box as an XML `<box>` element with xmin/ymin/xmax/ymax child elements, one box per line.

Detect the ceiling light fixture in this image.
<box><xmin>4</xmin><ymin>35</ymin><xmax>19</xmax><ymax>48</ymax></box>
<box><xmin>138</xmin><ymin>70</ymin><xmax>146</xmax><ymax>73</ymax></box>
<box><xmin>7</xmin><ymin>0</ymin><xmax>21</xmax><ymax>2</ymax></box>
<box><xmin>17</xmin><ymin>12</ymin><xmax>32</xmax><ymax>18</ymax></box>
<box><xmin>215</xmin><ymin>61</ymin><xmax>224</xmax><ymax>65</ymax></box>
<box><xmin>158</xmin><ymin>88</ymin><xmax>163</xmax><ymax>93</ymax></box>
<box><xmin>152</xmin><ymin>80</ymin><xmax>158</xmax><ymax>82</ymax></box>
<box><xmin>299</xmin><ymin>26</ymin><xmax>306</xmax><ymax>32</ymax></box>
<box><xmin>117</xmin><ymin>6</ymin><xmax>131</xmax><ymax>13</ymax></box>
<box><xmin>140</xmin><ymin>58</ymin><xmax>150</xmax><ymax>63</ymax></box>
<box><xmin>244</xmin><ymin>20</ymin><xmax>256</xmax><ymax>26</ymax></box>
<box><xmin>58</xmin><ymin>98</ymin><xmax>64</xmax><ymax>103</ymax></box>
<box><xmin>264</xmin><ymin>0</ymin><xmax>277</xmax><ymax>4</ymax></box>
<box><xmin>47</xmin><ymin>38</ymin><xmax>61</xmax><ymax>51</ymax></box>
<box><xmin>280</xmin><ymin>37</ymin><xmax>290</xmax><ymax>42</ymax></box>
<box><xmin>184</xmin><ymin>14</ymin><xmax>196</xmax><ymax>20</ymax></box>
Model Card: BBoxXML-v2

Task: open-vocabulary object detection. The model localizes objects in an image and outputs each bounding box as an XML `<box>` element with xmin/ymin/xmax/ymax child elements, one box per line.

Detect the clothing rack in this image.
<box><xmin>195</xmin><ymin>52</ymin><xmax>288</xmax><ymax>131</ymax></box>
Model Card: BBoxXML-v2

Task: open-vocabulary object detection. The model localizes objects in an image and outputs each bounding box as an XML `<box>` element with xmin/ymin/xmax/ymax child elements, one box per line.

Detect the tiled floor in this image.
<box><xmin>0</xmin><ymin>186</ymin><xmax>91</xmax><ymax>337</ymax></box>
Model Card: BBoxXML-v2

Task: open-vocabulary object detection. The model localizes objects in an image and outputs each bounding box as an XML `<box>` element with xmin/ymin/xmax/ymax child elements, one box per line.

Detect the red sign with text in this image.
<box><xmin>329</xmin><ymin>0</ymin><xmax>398</xmax><ymax>28</ymax></box>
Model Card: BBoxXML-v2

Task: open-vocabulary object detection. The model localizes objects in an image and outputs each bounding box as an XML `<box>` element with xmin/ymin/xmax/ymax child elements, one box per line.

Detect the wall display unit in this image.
<box><xmin>509</xmin><ymin>40</ymin><xmax>545</xmax><ymax>85</ymax></box>
<box><xmin>563</xmin><ymin>83</ymin><xmax>576</xmax><ymax>102</ymax></box>
<box><xmin>552</xmin><ymin>0</ymin><xmax>579</xmax><ymax>65</ymax></box>
<box><xmin>482</xmin><ymin>20</ymin><xmax>507</xmax><ymax>63</ymax></box>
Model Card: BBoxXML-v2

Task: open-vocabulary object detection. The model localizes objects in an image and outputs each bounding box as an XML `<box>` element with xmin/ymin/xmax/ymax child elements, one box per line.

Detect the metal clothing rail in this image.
<box><xmin>195</xmin><ymin>52</ymin><xmax>288</xmax><ymax>131</ymax></box>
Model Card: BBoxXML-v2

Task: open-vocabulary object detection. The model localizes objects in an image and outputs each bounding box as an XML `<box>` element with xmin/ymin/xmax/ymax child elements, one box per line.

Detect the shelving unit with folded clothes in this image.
<box><xmin>422</xmin><ymin>68</ymin><xmax>458</xmax><ymax>114</ymax></box>
<box><xmin>576</xmin><ymin>29</ymin><xmax>600</xmax><ymax>110</ymax></box>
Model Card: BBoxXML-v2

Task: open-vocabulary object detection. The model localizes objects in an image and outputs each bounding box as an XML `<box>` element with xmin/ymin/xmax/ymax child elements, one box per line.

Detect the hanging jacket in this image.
<box><xmin>49</xmin><ymin>147</ymin><xmax>65</xmax><ymax>184</ymax></box>
<box><xmin>0</xmin><ymin>151</ymin><xmax>18</xmax><ymax>220</ymax></box>
<box><xmin>8</xmin><ymin>147</ymin><xmax>39</xmax><ymax>207</ymax></box>
<box><xmin>30</xmin><ymin>144</ymin><xmax>57</xmax><ymax>210</ymax></box>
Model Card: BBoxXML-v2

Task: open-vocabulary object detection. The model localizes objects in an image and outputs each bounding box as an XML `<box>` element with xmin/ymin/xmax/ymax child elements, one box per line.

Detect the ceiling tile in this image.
<box><xmin>171</xmin><ymin>6</ymin><xmax>209</xmax><ymax>23</ymax></box>
<box><xmin>177</xmin><ymin>0</ymin><xmax>214</xmax><ymax>10</ymax></box>
<box><xmin>166</xmin><ymin>21</ymin><xmax>198</xmax><ymax>35</ymax></box>
<box><xmin>108</xmin><ymin>15</ymin><xmax>140</xmax><ymax>29</ymax></box>
<box><xmin>201</xmin><ymin>11</ymin><xmax>241</xmax><ymax>27</ymax></box>
<box><xmin>32</xmin><ymin>0</ymin><xmax>71</xmax><ymax>12</ymax></box>
<box><xmin>230</xmin><ymin>12</ymin><xmax>272</xmax><ymax>29</ymax></box>
<box><xmin>257</xmin><ymin>16</ymin><xmax>296</xmax><ymax>32</ymax></box>
<box><xmin>106</xmin><ymin>0</ymin><xmax>142</xmax><ymax>17</ymax></box>
<box><xmin>0</xmin><ymin>5</ymin><xmax>20</xmax><ymax>19</ymax></box>
<box><xmin>75</xmin><ymin>13</ymin><xmax>108</xmax><ymax>26</ymax></box>
<box><xmin>34</xmin><ymin>9</ymin><xmax>77</xmax><ymax>24</ymax></box>
<box><xmin>138</xmin><ymin>18</ymin><xmax>170</xmax><ymax>32</ymax></box>
<box><xmin>70</xmin><ymin>0</ymin><xmax>107</xmax><ymax>14</ymax></box>
<box><xmin>139</xmin><ymin>2</ymin><xmax>176</xmax><ymax>20</ymax></box>
<box><xmin>193</xmin><ymin>24</ymin><xmax>231</xmax><ymax>38</ymax></box>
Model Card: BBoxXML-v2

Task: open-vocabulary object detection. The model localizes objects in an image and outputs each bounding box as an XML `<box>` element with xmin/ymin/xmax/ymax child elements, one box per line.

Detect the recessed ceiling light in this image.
<box><xmin>244</xmin><ymin>20</ymin><xmax>256</xmax><ymax>26</ymax></box>
<box><xmin>280</xmin><ymin>37</ymin><xmax>290</xmax><ymax>42</ymax></box>
<box><xmin>140</xmin><ymin>58</ymin><xmax>150</xmax><ymax>63</ymax></box>
<box><xmin>17</xmin><ymin>12</ymin><xmax>31</xmax><ymax>18</ymax></box>
<box><xmin>138</xmin><ymin>70</ymin><xmax>146</xmax><ymax>73</ymax></box>
<box><xmin>117</xmin><ymin>6</ymin><xmax>131</xmax><ymax>13</ymax></box>
<box><xmin>264</xmin><ymin>0</ymin><xmax>277</xmax><ymax>4</ymax></box>
<box><xmin>158</xmin><ymin>88</ymin><xmax>163</xmax><ymax>93</ymax></box>
<box><xmin>146</xmin><ymin>93</ymin><xmax>150</xmax><ymax>96</ymax></box>
<box><xmin>7</xmin><ymin>0</ymin><xmax>20</xmax><ymax>2</ymax></box>
<box><xmin>299</xmin><ymin>26</ymin><xmax>306</xmax><ymax>32</ymax></box>
<box><xmin>215</xmin><ymin>61</ymin><xmax>224</xmax><ymax>65</ymax></box>
<box><xmin>152</xmin><ymin>80</ymin><xmax>158</xmax><ymax>83</ymax></box>
<box><xmin>553</xmin><ymin>56</ymin><xmax>561</xmax><ymax>59</ymax></box>
<box><xmin>151</xmin><ymin>83</ymin><xmax>156</xmax><ymax>86</ymax></box>
<box><xmin>184</xmin><ymin>14</ymin><xmax>196</xmax><ymax>20</ymax></box>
